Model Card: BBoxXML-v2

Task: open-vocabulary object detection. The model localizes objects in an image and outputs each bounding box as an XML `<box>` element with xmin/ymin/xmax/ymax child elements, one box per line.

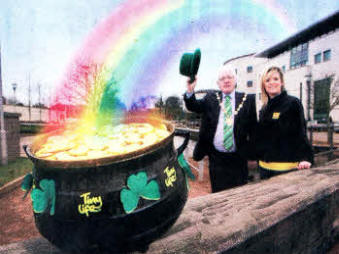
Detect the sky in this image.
<box><xmin>0</xmin><ymin>0</ymin><xmax>338</xmax><ymax>107</ymax></box>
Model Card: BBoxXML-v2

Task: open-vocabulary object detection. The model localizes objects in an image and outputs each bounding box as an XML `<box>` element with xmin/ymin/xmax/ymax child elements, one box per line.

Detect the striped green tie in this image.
<box><xmin>223</xmin><ymin>95</ymin><xmax>233</xmax><ymax>150</ymax></box>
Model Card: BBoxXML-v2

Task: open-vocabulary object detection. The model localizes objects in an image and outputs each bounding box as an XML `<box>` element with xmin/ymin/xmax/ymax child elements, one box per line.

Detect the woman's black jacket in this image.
<box><xmin>256</xmin><ymin>91</ymin><xmax>314</xmax><ymax>164</ymax></box>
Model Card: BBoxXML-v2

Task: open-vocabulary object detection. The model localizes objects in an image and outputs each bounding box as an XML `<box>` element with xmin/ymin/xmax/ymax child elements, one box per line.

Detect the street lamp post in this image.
<box><xmin>0</xmin><ymin>43</ymin><xmax>8</xmax><ymax>165</ymax></box>
<box><xmin>305</xmin><ymin>74</ymin><xmax>312</xmax><ymax>121</ymax></box>
<box><xmin>305</xmin><ymin>72</ymin><xmax>313</xmax><ymax>145</ymax></box>
<box><xmin>38</xmin><ymin>83</ymin><xmax>42</xmax><ymax>122</ymax></box>
<box><xmin>12</xmin><ymin>83</ymin><xmax>17</xmax><ymax>105</ymax></box>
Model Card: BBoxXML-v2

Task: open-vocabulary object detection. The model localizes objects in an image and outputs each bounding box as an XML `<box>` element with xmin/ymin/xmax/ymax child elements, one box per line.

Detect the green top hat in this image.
<box><xmin>179</xmin><ymin>48</ymin><xmax>201</xmax><ymax>83</ymax></box>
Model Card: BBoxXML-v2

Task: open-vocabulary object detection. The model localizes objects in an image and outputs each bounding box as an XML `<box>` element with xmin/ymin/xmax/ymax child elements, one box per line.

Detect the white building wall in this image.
<box><xmin>4</xmin><ymin>105</ymin><xmax>49</xmax><ymax>122</ymax></box>
<box><xmin>224</xmin><ymin>55</ymin><xmax>266</xmax><ymax>94</ymax></box>
<box><xmin>225</xmin><ymin>28</ymin><xmax>339</xmax><ymax>122</ymax></box>
<box><xmin>309</xmin><ymin>29</ymin><xmax>339</xmax><ymax>121</ymax></box>
<box><xmin>309</xmin><ymin>29</ymin><xmax>339</xmax><ymax>79</ymax></box>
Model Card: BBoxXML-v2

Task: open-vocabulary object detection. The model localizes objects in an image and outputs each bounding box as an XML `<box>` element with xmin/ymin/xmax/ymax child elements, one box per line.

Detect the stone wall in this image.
<box><xmin>144</xmin><ymin>164</ymin><xmax>339</xmax><ymax>254</ymax></box>
<box><xmin>0</xmin><ymin>163</ymin><xmax>338</xmax><ymax>254</ymax></box>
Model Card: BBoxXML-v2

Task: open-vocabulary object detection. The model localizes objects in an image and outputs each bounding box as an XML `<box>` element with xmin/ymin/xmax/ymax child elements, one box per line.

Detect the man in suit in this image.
<box><xmin>184</xmin><ymin>65</ymin><xmax>256</xmax><ymax>193</ymax></box>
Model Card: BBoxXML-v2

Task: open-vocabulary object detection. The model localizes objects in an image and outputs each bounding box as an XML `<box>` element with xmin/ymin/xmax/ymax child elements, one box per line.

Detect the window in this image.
<box><xmin>247</xmin><ymin>80</ymin><xmax>253</xmax><ymax>87</ymax></box>
<box><xmin>290</xmin><ymin>43</ymin><xmax>308</xmax><ymax>69</ymax></box>
<box><xmin>282</xmin><ymin>65</ymin><xmax>286</xmax><ymax>72</ymax></box>
<box><xmin>323</xmin><ymin>50</ymin><xmax>331</xmax><ymax>61</ymax></box>
<box><xmin>314</xmin><ymin>53</ymin><xmax>321</xmax><ymax>64</ymax></box>
<box><xmin>247</xmin><ymin>66</ymin><xmax>253</xmax><ymax>73</ymax></box>
<box><xmin>314</xmin><ymin>78</ymin><xmax>331</xmax><ymax>121</ymax></box>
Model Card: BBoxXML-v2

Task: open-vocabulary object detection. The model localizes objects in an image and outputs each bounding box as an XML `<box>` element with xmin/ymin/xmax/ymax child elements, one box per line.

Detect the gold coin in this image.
<box><xmin>124</xmin><ymin>144</ymin><xmax>142</xmax><ymax>153</ymax></box>
<box><xmin>68</xmin><ymin>145</ymin><xmax>89</xmax><ymax>156</ymax></box>
<box><xmin>142</xmin><ymin>133</ymin><xmax>159</xmax><ymax>146</ymax></box>
<box><xmin>54</xmin><ymin>152</ymin><xmax>78</xmax><ymax>161</ymax></box>
<box><xmin>155</xmin><ymin>129</ymin><xmax>170</xmax><ymax>139</ymax></box>
<box><xmin>35</xmin><ymin>122</ymin><xmax>171</xmax><ymax>160</ymax></box>
<box><xmin>86</xmin><ymin>150</ymin><xmax>109</xmax><ymax>159</ymax></box>
<box><xmin>158</xmin><ymin>123</ymin><xmax>167</xmax><ymax>131</ymax></box>
<box><xmin>35</xmin><ymin>151</ymin><xmax>54</xmax><ymax>158</ymax></box>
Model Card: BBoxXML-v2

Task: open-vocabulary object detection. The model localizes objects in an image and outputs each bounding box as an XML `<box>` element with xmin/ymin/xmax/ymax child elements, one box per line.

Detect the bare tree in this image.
<box><xmin>164</xmin><ymin>96</ymin><xmax>183</xmax><ymax>120</ymax></box>
<box><xmin>329</xmin><ymin>76</ymin><xmax>339</xmax><ymax>114</ymax></box>
<box><xmin>307</xmin><ymin>74</ymin><xmax>339</xmax><ymax>118</ymax></box>
<box><xmin>327</xmin><ymin>76</ymin><xmax>339</xmax><ymax>144</ymax></box>
<box><xmin>309</xmin><ymin>74</ymin><xmax>339</xmax><ymax>143</ymax></box>
<box><xmin>28</xmin><ymin>74</ymin><xmax>31</xmax><ymax>121</ymax></box>
<box><xmin>52</xmin><ymin>59</ymin><xmax>110</xmax><ymax>123</ymax></box>
<box><xmin>155</xmin><ymin>95</ymin><xmax>164</xmax><ymax>115</ymax></box>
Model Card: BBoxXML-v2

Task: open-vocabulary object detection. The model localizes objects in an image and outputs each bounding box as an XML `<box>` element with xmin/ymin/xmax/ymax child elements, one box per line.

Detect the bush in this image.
<box><xmin>0</xmin><ymin>158</ymin><xmax>33</xmax><ymax>187</ymax></box>
<box><xmin>20</xmin><ymin>124</ymin><xmax>43</xmax><ymax>134</ymax></box>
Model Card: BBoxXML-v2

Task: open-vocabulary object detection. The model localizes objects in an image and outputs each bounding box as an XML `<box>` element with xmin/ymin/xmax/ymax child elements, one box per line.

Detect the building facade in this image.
<box><xmin>4</xmin><ymin>105</ymin><xmax>49</xmax><ymax>122</ymax></box>
<box><xmin>223</xmin><ymin>53</ymin><xmax>266</xmax><ymax>94</ymax></box>
<box><xmin>224</xmin><ymin>11</ymin><xmax>339</xmax><ymax>122</ymax></box>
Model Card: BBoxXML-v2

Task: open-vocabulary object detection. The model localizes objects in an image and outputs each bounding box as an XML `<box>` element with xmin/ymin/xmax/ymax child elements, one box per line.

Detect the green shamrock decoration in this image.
<box><xmin>21</xmin><ymin>173</ymin><xmax>33</xmax><ymax>192</ymax></box>
<box><xmin>21</xmin><ymin>173</ymin><xmax>34</xmax><ymax>200</ymax></box>
<box><xmin>31</xmin><ymin>179</ymin><xmax>56</xmax><ymax>216</ymax></box>
<box><xmin>178</xmin><ymin>153</ymin><xmax>195</xmax><ymax>180</ymax></box>
<box><xmin>120</xmin><ymin>172</ymin><xmax>160</xmax><ymax>214</ymax></box>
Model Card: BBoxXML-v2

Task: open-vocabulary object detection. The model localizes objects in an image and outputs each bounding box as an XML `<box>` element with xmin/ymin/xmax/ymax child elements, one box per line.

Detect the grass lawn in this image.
<box><xmin>0</xmin><ymin>157</ymin><xmax>33</xmax><ymax>187</ymax></box>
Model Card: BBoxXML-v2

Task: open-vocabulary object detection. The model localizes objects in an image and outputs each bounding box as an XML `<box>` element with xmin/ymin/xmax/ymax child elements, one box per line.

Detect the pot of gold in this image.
<box><xmin>23</xmin><ymin>115</ymin><xmax>189</xmax><ymax>253</ymax></box>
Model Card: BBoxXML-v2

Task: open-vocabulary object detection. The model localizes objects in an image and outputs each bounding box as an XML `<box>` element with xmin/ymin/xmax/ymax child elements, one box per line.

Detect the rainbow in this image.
<box><xmin>47</xmin><ymin>0</ymin><xmax>295</xmax><ymax>134</ymax></box>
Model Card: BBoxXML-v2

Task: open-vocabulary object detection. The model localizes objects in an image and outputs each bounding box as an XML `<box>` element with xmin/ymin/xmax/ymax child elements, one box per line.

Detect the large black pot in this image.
<box><xmin>24</xmin><ymin>118</ymin><xmax>189</xmax><ymax>253</ymax></box>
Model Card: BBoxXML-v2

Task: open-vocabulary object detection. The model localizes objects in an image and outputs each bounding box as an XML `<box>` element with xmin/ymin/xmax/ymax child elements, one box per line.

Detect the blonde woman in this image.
<box><xmin>256</xmin><ymin>66</ymin><xmax>313</xmax><ymax>179</ymax></box>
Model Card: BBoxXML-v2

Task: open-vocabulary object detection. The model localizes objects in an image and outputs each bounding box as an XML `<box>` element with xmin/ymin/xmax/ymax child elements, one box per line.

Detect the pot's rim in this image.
<box><xmin>25</xmin><ymin>117</ymin><xmax>175</xmax><ymax>169</ymax></box>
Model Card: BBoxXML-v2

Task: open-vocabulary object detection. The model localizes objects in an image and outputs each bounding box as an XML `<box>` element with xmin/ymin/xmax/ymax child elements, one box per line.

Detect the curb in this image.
<box><xmin>0</xmin><ymin>175</ymin><xmax>25</xmax><ymax>199</ymax></box>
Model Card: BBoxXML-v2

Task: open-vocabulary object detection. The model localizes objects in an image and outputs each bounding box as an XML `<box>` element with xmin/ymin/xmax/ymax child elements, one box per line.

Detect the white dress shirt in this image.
<box><xmin>185</xmin><ymin>90</ymin><xmax>236</xmax><ymax>153</ymax></box>
<box><xmin>213</xmin><ymin>91</ymin><xmax>236</xmax><ymax>152</ymax></box>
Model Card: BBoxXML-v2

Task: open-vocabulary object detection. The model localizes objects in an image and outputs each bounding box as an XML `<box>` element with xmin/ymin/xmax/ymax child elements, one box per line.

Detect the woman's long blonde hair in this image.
<box><xmin>260</xmin><ymin>66</ymin><xmax>285</xmax><ymax>106</ymax></box>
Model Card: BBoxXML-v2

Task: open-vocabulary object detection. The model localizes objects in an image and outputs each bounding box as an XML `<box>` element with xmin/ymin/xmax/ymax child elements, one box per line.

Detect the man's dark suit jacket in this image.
<box><xmin>184</xmin><ymin>91</ymin><xmax>257</xmax><ymax>161</ymax></box>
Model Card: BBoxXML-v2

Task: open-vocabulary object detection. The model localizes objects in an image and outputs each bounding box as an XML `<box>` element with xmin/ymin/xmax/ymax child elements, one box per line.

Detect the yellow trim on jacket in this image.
<box><xmin>259</xmin><ymin>161</ymin><xmax>298</xmax><ymax>171</ymax></box>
